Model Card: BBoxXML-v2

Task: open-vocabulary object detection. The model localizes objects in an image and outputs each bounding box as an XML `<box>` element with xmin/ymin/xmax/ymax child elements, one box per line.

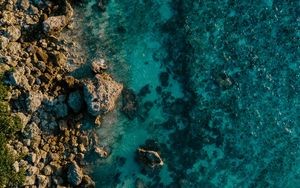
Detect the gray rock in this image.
<box><xmin>68</xmin><ymin>91</ymin><xmax>82</xmax><ymax>113</ymax></box>
<box><xmin>67</xmin><ymin>161</ymin><xmax>83</xmax><ymax>186</ymax></box>
<box><xmin>26</xmin><ymin>91</ymin><xmax>44</xmax><ymax>112</ymax></box>
<box><xmin>43</xmin><ymin>16</ymin><xmax>68</xmax><ymax>36</ymax></box>
<box><xmin>83</xmin><ymin>74</ymin><xmax>123</xmax><ymax>116</ymax></box>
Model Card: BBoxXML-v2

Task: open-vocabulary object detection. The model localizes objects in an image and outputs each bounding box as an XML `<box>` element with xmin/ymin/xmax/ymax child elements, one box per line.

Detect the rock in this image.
<box><xmin>94</xmin><ymin>146</ymin><xmax>108</xmax><ymax>158</ymax></box>
<box><xmin>36</xmin><ymin>175</ymin><xmax>49</xmax><ymax>188</ymax></box>
<box><xmin>42</xmin><ymin>165</ymin><xmax>52</xmax><ymax>176</ymax></box>
<box><xmin>13</xmin><ymin>112</ymin><xmax>30</xmax><ymax>130</ymax></box>
<box><xmin>13</xmin><ymin>161</ymin><xmax>19</xmax><ymax>172</ymax></box>
<box><xmin>94</xmin><ymin>116</ymin><xmax>102</xmax><ymax>126</ymax></box>
<box><xmin>26</xmin><ymin>91</ymin><xmax>44</xmax><ymax>112</ymax></box>
<box><xmin>78</xmin><ymin>144</ymin><xmax>86</xmax><ymax>153</ymax></box>
<box><xmin>80</xmin><ymin>175</ymin><xmax>96</xmax><ymax>188</ymax></box>
<box><xmin>67</xmin><ymin>161</ymin><xmax>83</xmax><ymax>186</ymax></box>
<box><xmin>137</xmin><ymin>148</ymin><xmax>164</xmax><ymax>168</ymax></box>
<box><xmin>121</xmin><ymin>88</ymin><xmax>138</xmax><ymax>120</ymax></box>
<box><xmin>6</xmin><ymin>42</ymin><xmax>21</xmax><ymax>56</ymax></box>
<box><xmin>5</xmin><ymin>26</ymin><xmax>21</xmax><ymax>41</ymax></box>
<box><xmin>50</xmin><ymin>51</ymin><xmax>67</xmax><ymax>66</ymax></box>
<box><xmin>43</xmin><ymin>16</ymin><xmax>68</xmax><ymax>36</ymax></box>
<box><xmin>35</xmin><ymin>47</ymin><xmax>48</xmax><ymax>62</ymax></box>
<box><xmin>79</xmin><ymin>135</ymin><xmax>89</xmax><ymax>146</ymax></box>
<box><xmin>24</xmin><ymin>175</ymin><xmax>36</xmax><ymax>186</ymax></box>
<box><xmin>9</xmin><ymin>67</ymin><xmax>31</xmax><ymax>90</ymax></box>
<box><xmin>28</xmin><ymin>152</ymin><xmax>37</xmax><ymax>164</ymax></box>
<box><xmin>23</xmin><ymin>122</ymin><xmax>41</xmax><ymax>149</ymax></box>
<box><xmin>0</xmin><ymin>36</ymin><xmax>9</xmax><ymax>49</ymax></box>
<box><xmin>83</xmin><ymin>74</ymin><xmax>123</xmax><ymax>116</ymax></box>
<box><xmin>19</xmin><ymin>0</ymin><xmax>30</xmax><ymax>10</ymax></box>
<box><xmin>91</xmin><ymin>59</ymin><xmax>108</xmax><ymax>73</ymax></box>
<box><xmin>27</xmin><ymin>165</ymin><xmax>39</xmax><ymax>176</ymax></box>
<box><xmin>68</xmin><ymin>91</ymin><xmax>82</xmax><ymax>113</ymax></box>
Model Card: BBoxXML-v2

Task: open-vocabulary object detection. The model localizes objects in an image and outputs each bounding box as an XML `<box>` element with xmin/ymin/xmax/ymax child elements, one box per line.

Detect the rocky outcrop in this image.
<box><xmin>43</xmin><ymin>16</ymin><xmax>68</xmax><ymax>36</ymax></box>
<box><xmin>83</xmin><ymin>74</ymin><xmax>123</xmax><ymax>116</ymax></box>
<box><xmin>67</xmin><ymin>161</ymin><xmax>83</xmax><ymax>186</ymax></box>
<box><xmin>137</xmin><ymin>148</ymin><xmax>164</xmax><ymax>168</ymax></box>
<box><xmin>26</xmin><ymin>91</ymin><xmax>44</xmax><ymax>112</ymax></box>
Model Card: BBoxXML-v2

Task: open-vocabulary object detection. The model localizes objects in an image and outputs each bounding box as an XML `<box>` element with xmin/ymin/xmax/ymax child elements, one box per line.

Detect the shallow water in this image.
<box><xmin>76</xmin><ymin>0</ymin><xmax>300</xmax><ymax>187</ymax></box>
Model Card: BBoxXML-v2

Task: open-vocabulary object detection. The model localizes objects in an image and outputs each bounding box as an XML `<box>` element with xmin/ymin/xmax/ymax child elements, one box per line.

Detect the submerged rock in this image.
<box><xmin>67</xmin><ymin>91</ymin><xmax>82</xmax><ymax>113</ymax></box>
<box><xmin>121</xmin><ymin>88</ymin><xmax>138</xmax><ymax>119</ymax></box>
<box><xmin>137</xmin><ymin>148</ymin><xmax>163</xmax><ymax>168</ymax></box>
<box><xmin>83</xmin><ymin>74</ymin><xmax>123</xmax><ymax>116</ymax></box>
<box><xmin>67</xmin><ymin>161</ymin><xmax>83</xmax><ymax>186</ymax></box>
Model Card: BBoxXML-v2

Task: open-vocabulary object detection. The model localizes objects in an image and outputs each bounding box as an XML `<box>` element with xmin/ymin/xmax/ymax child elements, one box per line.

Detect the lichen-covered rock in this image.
<box><xmin>83</xmin><ymin>74</ymin><xmax>123</xmax><ymax>116</ymax></box>
<box><xmin>67</xmin><ymin>161</ymin><xmax>83</xmax><ymax>186</ymax></box>
<box><xmin>68</xmin><ymin>90</ymin><xmax>82</xmax><ymax>113</ymax></box>
<box><xmin>23</xmin><ymin>122</ymin><xmax>41</xmax><ymax>149</ymax></box>
<box><xmin>43</xmin><ymin>16</ymin><xmax>68</xmax><ymax>35</ymax></box>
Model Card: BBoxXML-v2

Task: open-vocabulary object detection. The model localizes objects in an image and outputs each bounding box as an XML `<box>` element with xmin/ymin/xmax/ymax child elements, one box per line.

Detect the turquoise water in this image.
<box><xmin>76</xmin><ymin>0</ymin><xmax>300</xmax><ymax>187</ymax></box>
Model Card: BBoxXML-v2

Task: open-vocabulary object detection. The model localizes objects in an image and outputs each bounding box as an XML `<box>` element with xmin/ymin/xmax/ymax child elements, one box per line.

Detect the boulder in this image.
<box><xmin>83</xmin><ymin>74</ymin><xmax>123</xmax><ymax>116</ymax></box>
<box><xmin>68</xmin><ymin>90</ymin><xmax>82</xmax><ymax>113</ymax></box>
<box><xmin>26</xmin><ymin>91</ymin><xmax>44</xmax><ymax>112</ymax></box>
<box><xmin>91</xmin><ymin>59</ymin><xmax>108</xmax><ymax>73</ymax></box>
<box><xmin>43</xmin><ymin>16</ymin><xmax>68</xmax><ymax>36</ymax></box>
<box><xmin>121</xmin><ymin>88</ymin><xmax>138</xmax><ymax>119</ymax></box>
<box><xmin>67</xmin><ymin>161</ymin><xmax>83</xmax><ymax>186</ymax></box>
<box><xmin>94</xmin><ymin>146</ymin><xmax>108</xmax><ymax>158</ymax></box>
<box><xmin>137</xmin><ymin>148</ymin><xmax>163</xmax><ymax>168</ymax></box>
<box><xmin>50</xmin><ymin>51</ymin><xmax>67</xmax><ymax>66</ymax></box>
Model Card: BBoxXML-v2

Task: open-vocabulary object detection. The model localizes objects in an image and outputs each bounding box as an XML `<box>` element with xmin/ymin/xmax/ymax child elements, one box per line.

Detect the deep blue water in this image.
<box><xmin>76</xmin><ymin>0</ymin><xmax>300</xmax><ymax>187</ymax></box>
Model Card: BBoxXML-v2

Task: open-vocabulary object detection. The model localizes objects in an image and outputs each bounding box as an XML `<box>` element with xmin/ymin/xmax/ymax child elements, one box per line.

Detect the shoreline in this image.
<box><xmin>0</xmin><ymin>1</ymin><xmax>123</xmax><ymax>187</ymax></box>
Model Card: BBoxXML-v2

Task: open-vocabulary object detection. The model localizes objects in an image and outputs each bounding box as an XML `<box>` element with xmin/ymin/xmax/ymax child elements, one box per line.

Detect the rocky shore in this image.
<box><xmin>0</xmin><ymin>0</ymin><xmax>123</xmax><ymax>187</ymax></box>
